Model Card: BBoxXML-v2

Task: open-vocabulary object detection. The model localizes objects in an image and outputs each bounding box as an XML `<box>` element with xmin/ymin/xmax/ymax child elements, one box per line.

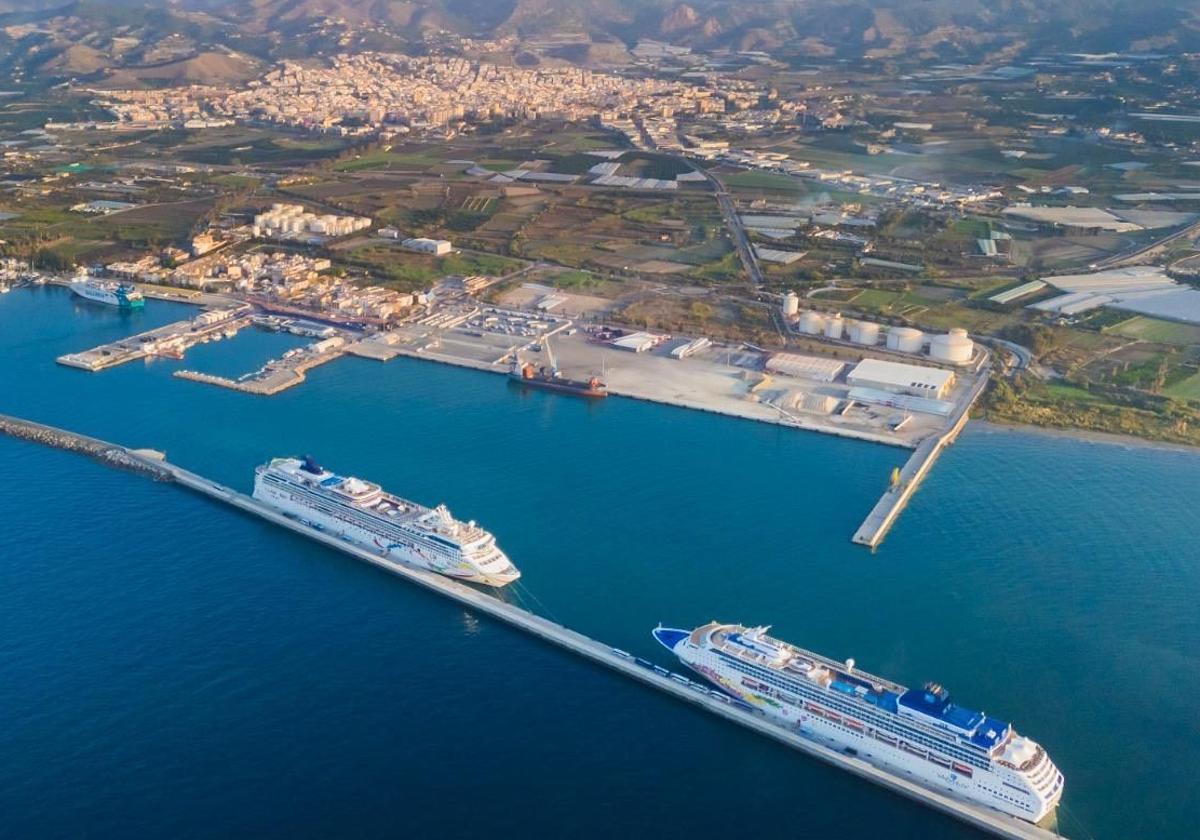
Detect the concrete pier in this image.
<box><xmin>57</xmin><ymin>312</ymin><xmax>251</xmax><ymax>372</ymax></box>
<box><xmin>852</xmin><ymin>367</ymin><xmax>992</xmax><ymax>548</ymax></box>
<box><xmin>0</xmin><ymin>412</ymin><xmax>1062</xmax><ymax>840</ymax></box>
<box><xmin>174</xmin><ymin>346</ymin><xmax>345</xmax><ymax>395</ymax></box>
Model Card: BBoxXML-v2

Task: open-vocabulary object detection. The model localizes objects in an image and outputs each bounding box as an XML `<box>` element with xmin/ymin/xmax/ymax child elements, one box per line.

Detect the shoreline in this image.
<box><xmin>973</xmin><ymin>419</ymin><xmax>1200</xmax><ymax>455</ymax></box>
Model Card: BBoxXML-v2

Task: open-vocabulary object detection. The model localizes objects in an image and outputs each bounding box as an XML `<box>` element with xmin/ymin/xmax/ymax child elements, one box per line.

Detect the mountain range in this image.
<box><xmin>2</xmin><ymin>0</ymin><xmax>1198</xmax><ymax>84</ymax></box>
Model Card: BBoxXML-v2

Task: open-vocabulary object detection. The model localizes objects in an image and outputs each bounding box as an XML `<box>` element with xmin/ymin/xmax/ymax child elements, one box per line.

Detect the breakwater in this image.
<box><xmin>0</xmin><ymin>413</ymin><xmax>171</xmax><ymax>480</ymax></box>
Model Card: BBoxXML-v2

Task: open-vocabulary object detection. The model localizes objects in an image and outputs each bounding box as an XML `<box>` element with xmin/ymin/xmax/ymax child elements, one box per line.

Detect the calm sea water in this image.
<box><xmin>1</xmin><ymin>286</ymin><xmax>1196</xmax><ymax>840</ymax></box>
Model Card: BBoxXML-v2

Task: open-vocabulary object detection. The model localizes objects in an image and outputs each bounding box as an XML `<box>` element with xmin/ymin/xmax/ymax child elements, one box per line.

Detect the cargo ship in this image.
<box><xmin>654</xmin><ymin>622</ymin><xmax>1063</xmax><ymax>825</ymax></box>
<box><xmin>254</xmin><ymin>456</ymin><xmax>520</xmax><ymax>587</ymax></box>
<box><xmin>508</xmin><ymin>337</ymin><xmax>607</xmax><ymax>398</ymax></box>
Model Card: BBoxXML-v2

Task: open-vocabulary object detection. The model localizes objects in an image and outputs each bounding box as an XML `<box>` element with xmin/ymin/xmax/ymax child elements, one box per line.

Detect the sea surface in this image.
<box><xmin>1</xmin><ymin>285</ymin><xmax>1197</xmax><ymax>840</ymax></box>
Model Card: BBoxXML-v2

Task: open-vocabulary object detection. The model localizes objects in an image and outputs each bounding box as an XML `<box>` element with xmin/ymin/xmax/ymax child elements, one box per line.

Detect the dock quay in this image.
<box><xmin>174</xmin><ymin>344</ymin><xmax>347</xmax><ymax>395</ymax></box>
<box><xmin>852</xmin><ymin>363</ymin><xmax>992</xmax><ymax>548</ymax></box>
<box><xmin>56</xmin><ymin>308</ymin><xmax>252</xmax><ymax>371</ymax></box>
<box><xmin>0</xmin><ymin>411</ymin><xmax>1062</xmax><ymax>840</ymax></box>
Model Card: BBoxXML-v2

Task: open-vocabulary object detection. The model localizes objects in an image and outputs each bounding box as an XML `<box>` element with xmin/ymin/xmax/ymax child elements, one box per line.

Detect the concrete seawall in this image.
<box><xmin>0</xmin><ymin>411</ymin><xmax>1062</xmax><ymax>840</ymax></box>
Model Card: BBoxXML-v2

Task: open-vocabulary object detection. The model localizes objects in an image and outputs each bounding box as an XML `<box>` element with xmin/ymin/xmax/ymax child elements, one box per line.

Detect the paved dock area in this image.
<box><xmin>175</xmin><ymin>345</ymin><xmax>347</xmax><ymax>395</ymax></box>
<box><xmin>57</xmin><ymin>310</ymin><xmax>251</xmax><ymax>371</ymax></box>
<box><xmin>377</xmin><ymin>309</ymin><xmax>966</xmax><ymax>449</ymax></box>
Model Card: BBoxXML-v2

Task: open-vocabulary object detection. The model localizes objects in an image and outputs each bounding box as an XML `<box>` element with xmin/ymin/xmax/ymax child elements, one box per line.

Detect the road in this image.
<box><xmin>1091</xmin><ymin>217</ymin><xmax>1200</xmax><ymax>269</ymax></box>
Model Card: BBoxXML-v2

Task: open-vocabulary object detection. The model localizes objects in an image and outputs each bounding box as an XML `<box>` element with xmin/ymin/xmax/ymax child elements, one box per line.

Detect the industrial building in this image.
<box><xmin>670</xmin><ymin>337</ymin><xmax>712</xmax><ymax>359</ymax></box>
<box><xmin>765</xmin><ymin>352</ymin><xmax>845</xmax><ymax>383</ymax></box>
<box><xmin>846</xmin><ymin>358</ymin><xmax>955</xmax><ymax>399</ymax></box>
<box><xmin>611</xmin><ymin>331</ymin><xmax>660</xmax><ymax>353</ymax></box>
<box><xmin>401</xmin><ymin>237</ymin><xmax>453</xmax><ymax>256</ymax></box>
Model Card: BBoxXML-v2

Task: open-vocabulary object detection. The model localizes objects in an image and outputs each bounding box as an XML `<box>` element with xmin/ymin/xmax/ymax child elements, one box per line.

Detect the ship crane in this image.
<box><xmin>543</xmin><ymin>334</ymin><xmax>558</xmax><ymax>377</ymax></box>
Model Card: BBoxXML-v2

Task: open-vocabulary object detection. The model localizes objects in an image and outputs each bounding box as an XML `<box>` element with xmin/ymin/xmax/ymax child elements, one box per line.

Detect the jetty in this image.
<box><xmin>0</xmin><ymin>411</ymin><xmax>1063</xmax><ymax>840</ymax></box>
<box><xmin>852</xmin><ymin>364</ymin><xmax>991</xmax><ymax>548</ymax></box>
<box><xmin>174</xmin><ymin>344</ymin><xmax>345</xmax><ymax>395</ymax></box>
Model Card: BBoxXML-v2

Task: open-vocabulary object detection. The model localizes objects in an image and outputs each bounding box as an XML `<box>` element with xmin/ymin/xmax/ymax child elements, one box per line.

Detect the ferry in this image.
<box><xmin>69</xmin><ymin>276</ymin><xmax>145</xmax><ymax>309</ymax></box>
<box><xmin>653</xmin><ymin>622</ymin><xmax>1063</xmax><ymax>825</ymax></box>
<box><xmin>253</xmin><ymin>456</ymin><xmax>520</xmax><ymax>586</ymax></box>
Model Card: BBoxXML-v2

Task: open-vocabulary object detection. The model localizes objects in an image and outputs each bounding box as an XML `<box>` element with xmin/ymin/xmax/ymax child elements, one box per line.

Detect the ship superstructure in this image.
<box><xmin>654</xmin><ymin>622</ymin><xmax>1063</xmax><ymax>824</ymax></box>
<box><xmin>254</xmin><ymin>456</ymin><xmax>519</xmax><ymax>586</ymax></box>
<box><xmin>69</xmin><ymin>276</ymin><xmax>145</xmax><ymax>308</ymax></box>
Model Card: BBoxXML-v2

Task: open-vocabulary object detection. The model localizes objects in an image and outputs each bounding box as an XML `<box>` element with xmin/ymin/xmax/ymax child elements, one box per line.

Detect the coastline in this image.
<box><xmin>973</xmin><ymin>419</ymin><xmax>1200</xmax><ymax>455</ymax></box>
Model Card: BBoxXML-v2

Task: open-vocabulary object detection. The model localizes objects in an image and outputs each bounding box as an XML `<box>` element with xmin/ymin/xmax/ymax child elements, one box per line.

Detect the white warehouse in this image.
<box><xmin>766</xmin><ymin>352</ymin><xmax>845</xmax><ymax>382</ymax></box>
<box><xmin>402</xmin><ymin>237</ymin><xmax>453</xmax><ymax>256</ymax></box>
<box><xmin>846</xmin><ymin>358</ymin><xmax>956</xmax><ymax>399</ymax></box>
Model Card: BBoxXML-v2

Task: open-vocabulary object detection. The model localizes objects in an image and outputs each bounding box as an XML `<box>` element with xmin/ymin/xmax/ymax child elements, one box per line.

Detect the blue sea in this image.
<box><xmin>1</xmin><ymin>285</ymin><xmax>1197</xmax><ymax>839</ymax></box>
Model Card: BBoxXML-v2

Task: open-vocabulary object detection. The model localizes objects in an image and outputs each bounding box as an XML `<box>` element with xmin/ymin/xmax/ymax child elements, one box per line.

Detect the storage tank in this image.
<box><xmin>824</xmin><ymin>312</ymin><xmax>845</xmax><ymax>340</ymax></box>
<box><xmin>848</xmin><ymin>320</ymin><xmax>881</xmax><ymax>346</ymax></box>
<box><xmin>886</xmin><ymin>326</ymin><xmax>925</xmax><ymax>353</ymax></box>
<box><xmin>929</xmin><ymin>328</ymin><xmax>974</xmax><ymax>364</ymax></box>
<box><xmin>798</xmin><ymin>311</ymin><xmax>826</xmax><ymax>335</ymax></box>
<box><xmin>782</xmin><ymin>291</ymin><xmax>800</xmax><ymax>318</ymax></box>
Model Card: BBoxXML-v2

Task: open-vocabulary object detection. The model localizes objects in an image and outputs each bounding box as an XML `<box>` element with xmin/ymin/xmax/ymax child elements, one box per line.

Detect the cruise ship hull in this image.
<box><xmin>653</xmin><ymin>626</ymin><xmax>1062</xmax><ymax>825</ymax></box>
<box><xmin>253</xmin><ymin>467</ymin><xmax>519</xmax><ymax>587</ymax></box>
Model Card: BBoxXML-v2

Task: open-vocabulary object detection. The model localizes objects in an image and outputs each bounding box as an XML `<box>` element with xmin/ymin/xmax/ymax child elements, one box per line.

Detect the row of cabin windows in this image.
<box><xmin>712</xmin><ymin>651</ymin><xmax>988</xmax><ymax>770</ymax></box>
<box><xmin>265</xmin><ymin>478</ymin><xmax>458</xmax><ymax>558</ymax></box>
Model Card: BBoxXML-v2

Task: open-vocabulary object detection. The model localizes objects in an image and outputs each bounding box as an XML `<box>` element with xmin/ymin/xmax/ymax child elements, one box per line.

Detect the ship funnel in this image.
<box><xmin>845</xmin><ymin>658</ymin><xmax>855</xmax><ymax>672</ymax></box>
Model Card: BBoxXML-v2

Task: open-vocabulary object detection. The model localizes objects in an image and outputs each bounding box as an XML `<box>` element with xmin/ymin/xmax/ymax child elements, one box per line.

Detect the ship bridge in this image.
<box><xmin>899</xmin><ymin>686</ymin><xmax>1010</xmax><ymax>750</ymax></box>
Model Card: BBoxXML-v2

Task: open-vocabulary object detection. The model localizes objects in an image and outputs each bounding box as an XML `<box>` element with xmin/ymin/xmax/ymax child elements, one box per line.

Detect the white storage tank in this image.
<box><xmin>849</xmin><ymin>320</ymin><xmax>881</xmax><ymax>346</ymax></box>
<box><xmin>799</xmin><ymin>311</ymin><xmax>826</xmax><ymax>335</ymax></box>
<box><xmin>824</xmin><ymin>313</ymin><xmax>845</xmax><ymax>340</ymax></box>
<box><xmin>929</xmin><ymin>328</ymin><xmax>974</xmax><ymax>364</ymax></box>
<box><xmin>782</xmin><ymin>291</ymin><xmax>800</xmax><ymax>318</ymax></box>
<box><xmin>886</xmin><ymin>326</ymin><xmax>925</xmax><ymax>353</ymax></box>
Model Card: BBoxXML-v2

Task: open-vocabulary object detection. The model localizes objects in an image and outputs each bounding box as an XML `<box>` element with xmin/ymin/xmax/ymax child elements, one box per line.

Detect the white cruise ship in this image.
<box><xmin>654</xmin><ymin>622</ymin><xmax>1063</xmax><ymax>824</ymax></box>
<box><xmin>254</xmin><ymin>456</ymin><xmax>520</xmax><ymax>587</ymax></box>
<box><xmin>69</xmin><ymin>277</ymin><xmax>144</xmax><ymax>308</ymax></box>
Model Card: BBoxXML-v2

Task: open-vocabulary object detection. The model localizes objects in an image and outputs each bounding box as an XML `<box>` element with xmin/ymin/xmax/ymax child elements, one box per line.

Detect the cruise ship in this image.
<box><xmin>69</xmin><ymin>277</ymin><xmax>145</xmax><ymax>308</ymax></box>
<box><xmin>653</xmin><ymin>622</ymin><xmax>1063</xmax><ymax>824</ymax></box>
<box><xmin>254</xmin><ymin>456</ymin><xmax>520</xmax><ymax>586</ymax></box>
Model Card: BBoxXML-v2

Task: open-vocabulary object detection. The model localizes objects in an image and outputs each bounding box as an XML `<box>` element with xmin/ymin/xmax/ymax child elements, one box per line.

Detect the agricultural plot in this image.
<box><xmin>1105</xmin><ymin>315</ymin><xmax>1200</xmax><ymax>345</ymax></box>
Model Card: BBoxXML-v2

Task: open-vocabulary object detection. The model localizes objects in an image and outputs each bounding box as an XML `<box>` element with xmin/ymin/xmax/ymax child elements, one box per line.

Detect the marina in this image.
<box><xmin>0</xmin><ymin>410</ymin><xmax>1062</xmax><ymax>840</ymax></box>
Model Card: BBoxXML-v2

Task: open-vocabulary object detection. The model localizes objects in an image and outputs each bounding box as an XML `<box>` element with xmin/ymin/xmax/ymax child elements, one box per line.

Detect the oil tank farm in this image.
<box><xmin>929</xmin><ymin>328</ymin><xmax>974</xmax><ymax>364</ymax></box>
<box><xmin>848</xmin><ymin>320</ymin><xmax>881</xmax><ymax>346</ymax></box>
<box><xmin>782</xmin><ymin>291</ymin><xmax>800</xmax><ymax>319</ymax></box>
<box><xmin>799</xmin><ymin>311</ymin><xmax>826</xmax><ymax>335</ymax></box>
<box><xmin>886</xmin><ymin>327</ymin><xmax>925</xmax><ymax>353</ymax></box>
<box><xmin>824</xmin><ymin>313</ymin><xmax>845</xmax><ymax>339</ymax></box>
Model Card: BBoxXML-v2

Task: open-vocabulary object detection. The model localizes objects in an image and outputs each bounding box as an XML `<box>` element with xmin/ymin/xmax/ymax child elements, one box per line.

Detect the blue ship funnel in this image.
<box><xmin>652</xmin><ymin>626</ymin><xmax>690</xmax><ymax>652</ymax></box>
